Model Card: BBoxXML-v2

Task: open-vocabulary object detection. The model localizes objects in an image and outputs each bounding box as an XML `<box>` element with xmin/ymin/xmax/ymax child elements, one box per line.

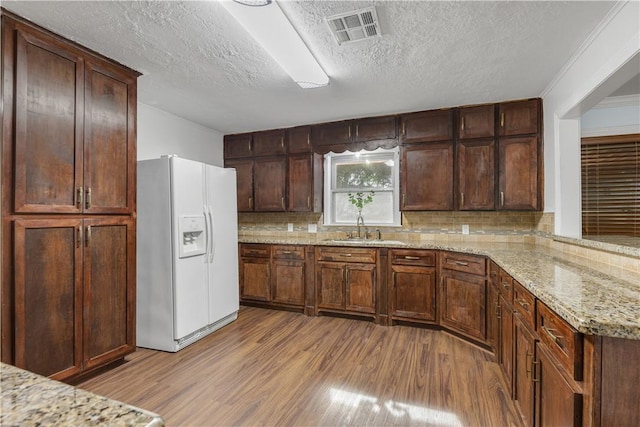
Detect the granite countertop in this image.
<box><xmin>0</xmin><ymin>363</ymin><xmax>164</xmax><ymax>426</ymax></box>
<box><xmin>240</xmin><ymin>237</ymin><xmax>640</xmax><ymax>340</ymax></box>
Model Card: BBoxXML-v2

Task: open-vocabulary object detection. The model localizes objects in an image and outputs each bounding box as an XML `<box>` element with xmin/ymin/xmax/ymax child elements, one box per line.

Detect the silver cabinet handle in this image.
<box><xmin>86</xmin><ymin>187</ymin><xmax>92</xmax><ymax>209</ymax></box>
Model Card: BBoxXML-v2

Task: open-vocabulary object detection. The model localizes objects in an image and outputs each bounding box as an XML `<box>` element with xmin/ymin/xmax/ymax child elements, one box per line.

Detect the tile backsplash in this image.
<box><xmin>238</xmin><ymin>211</ymin><xmax>555</xmax><ymax>235</ymax></box>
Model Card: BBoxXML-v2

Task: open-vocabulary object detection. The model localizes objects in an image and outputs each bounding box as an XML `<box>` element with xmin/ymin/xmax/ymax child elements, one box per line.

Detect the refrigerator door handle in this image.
<box><xmin>208</xmin><ymin>205</ymin><xmax>215</xmax><ymax>263</ymax></box>
<box><xmin>203</xmin><ymin>207</ymin><xmax>211</xmax><ymax>263</ymax></box>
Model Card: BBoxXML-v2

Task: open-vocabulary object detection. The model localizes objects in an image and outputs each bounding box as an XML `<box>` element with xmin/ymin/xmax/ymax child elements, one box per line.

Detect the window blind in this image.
<box><xmin>581</xmin><ymin>134</ymin><xmax>640</xmax><ymax>237</ymax></box>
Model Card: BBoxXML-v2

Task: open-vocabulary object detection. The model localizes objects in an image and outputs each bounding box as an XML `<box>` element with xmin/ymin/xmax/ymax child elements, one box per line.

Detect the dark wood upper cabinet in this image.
<box><xmin>498</xmin><ymin>136</ymin><xmax>539</xmax><ymax>210</ymax></box>
<box><xmin>457</xmin><ymin>139</ymin><xmax>495</xmax><ymax>210</ymax></box>
<box><xmin>253</xmin><ymin>129</ymin><xmax>286</xmax><ymax>157</ymax></box>
<box><xmin>224</xmin><ymin>159</ymin><xmax>253</xmax><ymax>212</ymax></box>
<box><xmin>401</xmin><ymin>142</ymin><xmax>454</xmax><ymax>210</ymax></box>
<box><xmin>287</xmin><ymin>126</ymin><xmax>312</xmax><ymax>154</ymax></box>
<box><xmin>458</xmin><ymin>104</ymin><xmax>495</xmax><ymax>140</ymax></box>
<box><xmin>353</xmin><ymin>115</ymin><xmax>397</xmax><ymax>142</ymax></box>
<box><xmin>12</xmin><ymin>25</ymin><xmax>84</xmax><ymax>214</ymax></box>
<box><xmin>400</xmin><ymin>109</ymin><xmax>453</xmax><ymax>144</ymax></box>
<box><xmin>498</xmin><ymin>99</ymin><xmax>539</xmax><ymax>137</ymax></box>
<box><xmin>311</xmin><ymin>121</ymin><xmax>352</xmax><ymax>147</ymax></box>
<box><xmin>253</xmin><ymin>156</ymin><xmax>287</xmax><ymax>212</ymax></box>
<box><xmin>83</xmin><ymin>59</ymin><xmax>137</xmax><ymax>214</ymax></box>
<box><xmin>288</xmin><ymin>153</ymin><xmax>322</xmax><ymax>212</ymax></box>
<box><xmin>224</xmin><ymin>133</ymin><xmax>253</xmax><ymax>159</ymax></box>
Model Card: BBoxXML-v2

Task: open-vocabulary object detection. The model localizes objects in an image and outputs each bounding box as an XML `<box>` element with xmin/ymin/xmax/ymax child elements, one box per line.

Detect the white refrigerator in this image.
<box><xmin>137</xmin><ymin>156</ymin><xmax>239</xmax><ymax>352</ymax></box>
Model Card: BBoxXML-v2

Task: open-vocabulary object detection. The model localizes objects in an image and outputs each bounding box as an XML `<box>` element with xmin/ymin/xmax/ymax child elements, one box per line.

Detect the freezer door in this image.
<box><xmin>205</xmin><ymin>165</ymin><xmax>240</xmax><ymax>324</ymax></box>
<box><xmin>170</xmin><ymin>157</ymin><xmax>209</xmax><ymax>339</ymax></box>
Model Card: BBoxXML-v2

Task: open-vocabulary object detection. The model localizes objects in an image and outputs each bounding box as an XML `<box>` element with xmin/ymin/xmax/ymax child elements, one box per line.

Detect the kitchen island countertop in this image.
<box><xmin>0</xmin><ymin>363</ymin><xmax>164</xmax><ymax>426</ymax></box>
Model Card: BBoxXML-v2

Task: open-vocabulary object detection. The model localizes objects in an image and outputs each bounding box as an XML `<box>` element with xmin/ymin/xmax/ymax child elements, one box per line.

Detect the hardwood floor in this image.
<box><xmin>78</xmin><ymin>307</ymin><xmax>523</xmax><ymax>426</ymax></box>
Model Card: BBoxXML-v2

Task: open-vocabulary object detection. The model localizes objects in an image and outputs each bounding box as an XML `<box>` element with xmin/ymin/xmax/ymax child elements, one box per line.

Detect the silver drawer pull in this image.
<box><xmin>339</xmin><ymin>253</ymin><xmax>352</xmax><ymax>257</ymax></box>
<box><xmin>404</xmin><ymin>256</ymin><xmax>421</xmax><ymax>260</ymax></box>
<box><xmin>502</xmin><ymin>282</ymin><xmax>511</xmax><ymax>289</ymax></box>
<box><xmin>516</xmin><ymin>299</ymin><xmax>530</xmax><ymax>309</ymax></box>
<box><xmin>454</xmin><ymin>261</ymin><xmax>469</xmax><ymax>266</ymax></box>
<box><xmin>281</xmin><ymin>251</ymin><xmax>293</xmax><ymax>254</ymax></box>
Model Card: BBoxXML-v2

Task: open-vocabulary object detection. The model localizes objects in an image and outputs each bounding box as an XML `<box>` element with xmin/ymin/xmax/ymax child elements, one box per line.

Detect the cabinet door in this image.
<box><xmin>225</xmin><ymin>159</ymin><xmax>254</xmax><ymax>212</ymax></box>
<box><xmin>345</xmin><ymin>264</ymin><xmax>376</xmax><ymax>314</ymax></box>
<box><xmin>457</xmin><ymin>139</ymin><xmax>495</xmax><ymax>210</ymax></box>
<box><xmin>536</xmin><ymin>345</ymin><xmax>582</xmax><ymax>427</ymax></box>
<box><xmin>498</xmin><ymin>99</ymin><xmax>539</xmax><ymax>137</ymax></box>
<box><xmin>84</xmin><ymin>59</ymin><xmax>136</xmax><ymax>214</ymax></box>
<box><xmin>399</xmin><ymin>109</ymin><xmax>453</xmax><ymax>143</ymax></box>
<box><xmin>498</xmin><ymin>136</ymin><xmax>539</xmax><ymax>210</ymax></box>
<box><xmin>83</xmin><ymin>217</ymin><xmax>135</xmax><ymax>370</ymax></box>
<box><xmin>353</xmin><ymin>115</ymin><xmax>397</xmax><ymax>142</ymax></box>
<box><xmin>487</xmin><ymin>282</ymin><xmax>500</xmax><ymax>352</ymax></box>
<box><xmin>500</xmin><ymin>294</ymin><xmax>514</xmax><ymax>390</ymax></box>
<box><xmin>253</xmin><ymin>129</ymin><xmax>286</xmax><ymax>156</ymax></box>
<box><xmin>401</xmin><ymin>142</ymin><xmax>454</xmax><ymax>210</ymax></box>
<box><xmin>390</xmin><ymin>265</ymin><xmax>436</xmax><ymax>321</ymax></box>
<box><xmin>12</xmin><ymin>26</ymin><xmax>84</xmax><ymax>214</ymax></box>
<box><xmin>311</xmin><ymin>121</ymin><xmax>352</xmax><ymax>147</ymax></box>
<box><xmin>514</xmin><ymin>315</ymin><xmax>537</xmax><ymax>427</ymax></box>
<box><xmin>224</xmin><ymin>133</ymin><xmax>253</xmax><ymax>159</ymax></box>
<box><xmin>439</xmin><ymin>271</ymin><xmax>486</xmax><ymax>341</ymax></box>
<box><xmin>288</xmin><ymin>126</ymin><xmax>312</xmax><ymax>154</ymax></box>
<box><xmin>271</xmin><ymin>260</ymin><xmax>305</xmax><ymax>306</ymax></box>
<box><xmin>316</xmin><ymin>262</ymin><xmax>345</xmax><ymax>310</ymax></box>
<box><xmin>254</xmin><ymin>157</ymin><xmax>287</xmax><ymax>212</ymax></box>
<box><xmin>13</xmin><ymin>219</ymin><xmax>83</xmax><ymax>380</ymax></box>
<box><xmin>240</xmin><ymin>257</ymin><xmax>271</xmax><ymax>301</ymax></box>
<box><xmin>458</xmin><ymin>105</ymin><xmax>495</xmax><ymax>140</ymax></box>
<box><xmin>288</xmin><ymin>154</ymin><xmax>318</xmax><ymax>212</ymax></box>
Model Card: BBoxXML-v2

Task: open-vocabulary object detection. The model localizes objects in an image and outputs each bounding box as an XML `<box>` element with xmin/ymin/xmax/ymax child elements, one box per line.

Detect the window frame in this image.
<box><xmin>323</xmin><ymin>147</ymin><xmax>401</xmax><ymax>227</ymax></box>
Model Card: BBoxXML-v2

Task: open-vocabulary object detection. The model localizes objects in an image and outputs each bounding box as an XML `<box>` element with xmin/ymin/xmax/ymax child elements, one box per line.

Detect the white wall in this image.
<box><xmin>137</xmin><ymin>103</ymin><xmax>224</xmax><ymax>166</ymax></box>
<box><xmin>581</xmin><ymin>95</ymin><xmax>640</xmax><ymax>137</ymax></box>
<box><xmin>541</xmin><ymin>0</ymin><xmax>640</xmax><ymax>238</ymax></box>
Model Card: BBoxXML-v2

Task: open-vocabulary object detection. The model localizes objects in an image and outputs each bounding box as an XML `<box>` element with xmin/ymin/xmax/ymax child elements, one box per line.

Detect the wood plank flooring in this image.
<box><xmin>78</xmin><ymin>307</ymin><xmax>523</xmax><ymax>426</ymax></box>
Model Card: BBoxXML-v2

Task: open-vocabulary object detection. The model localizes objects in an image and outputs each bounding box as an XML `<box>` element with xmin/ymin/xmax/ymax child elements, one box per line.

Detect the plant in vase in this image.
<box><xmin>348</xmin><ymin>191</ymin><xmax>375</xmax><ymax>238</ymax></box>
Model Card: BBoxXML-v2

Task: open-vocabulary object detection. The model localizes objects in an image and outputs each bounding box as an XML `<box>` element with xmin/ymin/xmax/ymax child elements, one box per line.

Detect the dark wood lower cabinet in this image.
<box><xmin>316</xmin><ymin>262</ymin><xmax>376</xmax><ymax>316</ymax></box>
<box><xmin>536</xmin><ymin>344</ymin><xmax>582</xmax><ymax>427</ymax></box>
<box><xmin>389</xmin><ymin>264</ymin><xmax>436</xmax><ymax>322</ymax></box>
<box><xmin>439</xmin><ymin>270</ymin><xmax>486</xmax><ymax>342</ymax></box>
<box><xmin>514</xmin><ymin>315</ymin><xmax>537</xmax><ymax>427</ymax></box>
<box><xmin>240</xmin><ymin>256</ymin><xmax>271</xmax><ymax>302</ymax></box>
<box><xmin>499</xmin><ymin>293</ymin><xmax>514</xmax><ymax>388</ymax></box>
<box><xmin>239</xmin><ymin>244</ymin><xmax>308</xmax><ymax>310</ymax></box>
<box><xmin>12</xmin><ymin>217</ymin><xmax>135</xmax><ymax>381</ymax></box>
<box><xmin>271</xmin><ymin>260</ymin><xmax>305</xmax><ymax>306</ymax></box>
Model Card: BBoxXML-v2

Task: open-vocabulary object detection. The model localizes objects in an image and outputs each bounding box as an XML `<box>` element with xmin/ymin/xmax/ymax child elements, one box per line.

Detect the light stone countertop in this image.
<box><xmin>239</xmin><ymin>237</ymin><xmax>640</xmax><ymax>340</ymax></box>
<box><xmin>0</xmin><ymin>363</ymin><xmax>164</xmax><ymax>426</ymax></box>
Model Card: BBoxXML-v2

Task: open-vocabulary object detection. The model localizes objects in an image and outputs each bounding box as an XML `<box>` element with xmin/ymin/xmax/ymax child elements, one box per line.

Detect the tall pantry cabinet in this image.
<box><xmin>1</xmin><ymin>11</ymin><xmax>140</xmax><ymax>381</ymax></box>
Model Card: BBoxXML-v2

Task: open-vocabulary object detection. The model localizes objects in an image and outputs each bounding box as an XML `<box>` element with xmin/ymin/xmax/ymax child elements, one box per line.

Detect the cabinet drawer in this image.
<box><xmin>272</xmin><ymin>245</ymin><xmax>305</xmax><ymax>260</ymax></box>
<box><xmin>440</xmin><ymin>252</ymin><xmax>486</xmax><ymax>276</ymax></box>
<box><xmin>240</xmin><ymin>244</ymin><xmax>271</xmax><ymax>258</ymax></box>
<box><xmin>390</xmin><ymin>249</ymin><xmax>436</xmax><ymax>267</ymax></box>
<box><xmin>317</xmin><ymin>247</ymin><xmax>376</xmax><ymax>263</ymax></box>
<box><xmin>498</xmin><ymin>269</ymin><xmax>514</xmax><ymax>302</ymax></box>
<box><xmin>536</xmin><ymin>301</ymin><xmax>583</xmax><ymax>381</ymax></box>
<box><xmin>512</xmin><ymin>280</ymin><xmax>535</xmax><ymax>329</ymax></box>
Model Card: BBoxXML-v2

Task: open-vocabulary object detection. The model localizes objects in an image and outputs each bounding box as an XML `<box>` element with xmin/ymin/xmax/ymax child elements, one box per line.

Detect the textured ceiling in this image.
<box><xmin>2</xmin><ymin>1</ymin><xmax>616</xmax><ymax>134</ymax></box>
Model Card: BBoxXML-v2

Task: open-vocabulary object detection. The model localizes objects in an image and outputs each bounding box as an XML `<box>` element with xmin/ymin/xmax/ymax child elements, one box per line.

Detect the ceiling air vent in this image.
<box><xmin>326</xmin><ymin>7</ymin><xmax>381</xmax><ymax>46</ymax></box>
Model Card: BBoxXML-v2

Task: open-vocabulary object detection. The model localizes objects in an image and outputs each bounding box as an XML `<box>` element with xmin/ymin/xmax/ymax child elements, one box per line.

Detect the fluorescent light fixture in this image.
<box><xmin>233</xmin><ymin>0</ymin><xmax>271</xmax><ymax>6</ymax></box>
<box><xmin>219</xmin><ymin>0</ymin><xmax>329</xmax><ymax>89</ymax></box>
